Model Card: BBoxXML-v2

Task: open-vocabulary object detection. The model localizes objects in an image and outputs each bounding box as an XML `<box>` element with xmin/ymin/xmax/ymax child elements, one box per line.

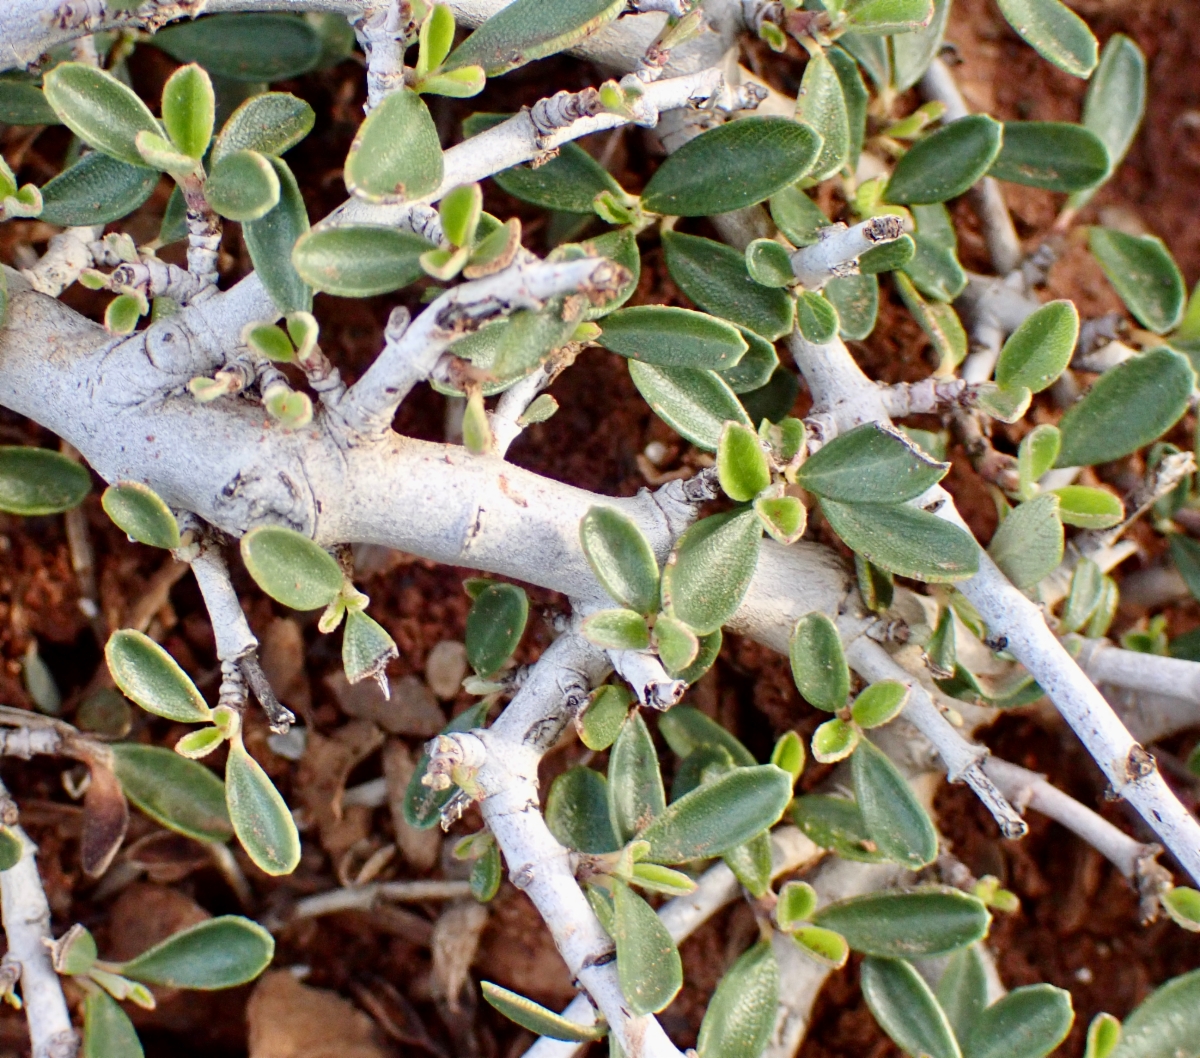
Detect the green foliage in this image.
<box><xmin>0</xmin><ymin>77</ymin><xmax>59</xmax><ymax>125</ymax></box>
<box><xmin>745</xmin><ymin>239</ymin><xmax>796</xmax><ymax>288</ymax></box>
<box><xmin>225</xmin><ymin>735</ymin><xmax>301</xmax><ymax>876</ymax></box>
<box><xmin>1088</xmin><ymin>228</ymin><xmax>1186</xmax><ymax>335</ymax></box>
<box><xmin>546</xmin><ymin>766</ymin><xmax>619</xmax><ymax>853</ymax></box>
<box><xmin>580</xmin><ymin>507</ymin><xmax>660</xmax><ymax>616</ymax></box>
<box><xmin>861</xmin><ymin>957</ymin><xmax>962</xmax><ymax>1058</ymax></box>
<box><xmin>0</xmin><ymin>446</ymin><xmax>90</xmax><ymax>516</ymax></box>
<box><xmin>989</xmin><ymin>122</ymin><xmax>1109</xmax><ymax>192</ymax></box>
<box><xmin>852</xmin><ymin>738</ymin><xmax>938</xmax><ymax>869</ymax></box>
<box><xmin>598</xmin><ymin>307</ymin><xmax>748</xmax><ymax>369</ymax></box>
<box><xmin>116</xmin><ymin>917</ymin><xmax>274</xmax><ymax>989</ymax></box>
<box><xmin>1071</xmin><ymin>34</ymin><xmax>1146</xmax><ymax>209</ymax></box>
<box><xmin>43</xmin><ymin>63</ymin><xmax>161</xmax><ymax>168</ymax></box>
<box><xmin>213</xmin><ymin>93</ymin><xmax>315</xmax><ymax>164</ymax></box>
<box><xmin>661</xmin><ymin>509</ymin><xmax>762</xmax><ymax>635</ymax></box>
<box><xmin>465</xmin><ymin>582</ymin><xmax>528</xmax><ymax>677</ymax></box>
<box><xmin>344</xmin><ymin>88</ymin><xmax>443</xmax><ymax>203</ymax></box>
<box><xmin>608</xmin><ymin>711</ymin><xmax>665</xmax><ymax>844</ymax></box>
<box><xmin>789</xmin><ymin>613</ymin><xmax>850</xmax><ymax>712</ymax></box>
<box><xmin>1055</xmin><ymin>347</ymin><xmax>1194</xmax><ymax>467</ymax></box>
<box><xmin>83</xmin><ymin>991</ymin><xmax>143</xmax><ymax>1058</ymax></box>
<box><xmin>812</xmin><ymin>888</ymin><xmax>991</xmax><ymax>957</ymax></box>
<box><xmin>1085</xmin><ymin>1013</ymin><xmax>1123</xmax><ymax>1058</ymax></box>
<box><xmin>482</xmin><ymin>982</ymin><xmax>607</xmax><ymax>1042</ymax></box>
<box><xmin>101</xmin><ymin>482</ymin><xmax>180</xmax><ymax>549</ymax></box>
<box><xmin>152</xmin><ymin>14</ymin><xmax>325</xmax><ymax>81</ymax></box>
<box><xmin>111</xmin><ymin>744</ymin><xmax>232</xmax><ymax>843</ymax></box>
<box><xmin>938</xmin><ymin>946</ymin><xmax>990</xmax><ymax>1043</ymax></box>
<box><xmin>718</xmin><ymin>422</ymin><xmax>772</xmax><ymax>502</ymax></box>
<box><xmin>629</xmin><ymin>362</ymin><xmax>751</xmax><ymax>452</ymax></box>
<box><xmin>1111</xmin><ymin>968</ymin><xmax>1200</xmax><ymax>1058</ymax></box>
<box><xmin>995</xmin><ymin>300</ymin><xmax>1078</xmax><ymax>394</ymax></box>
<box><xmin>988</xmin><ymin>494</ymin><xmax>1064</xmax><ymax>589</ymax></box>
<box><xmin>696</xmin><ymin>941</ymin><xmax>779</xmax><ymax>1058</ymax></box>
<box><xmin>106</xmin><ymin>630</ymin><xmax>211</xmax><ymax>723</ymax></box>
<box><xmin>797</xmin><ymin>290</ymin><xmax>840</xmax><ymax>343</ymax></box>
<box><xmin>244</xmin><ymin>157</ymin><xmax>312</xmax><ymax>313</ymax></box>
<box><xmin>962</xmin><ymin>985</ymin><xmax>1074</xmax><ymax>1058</ymax></box>
<box><xmin>612</xmin><ymin>879</ymin><xmax>683</xmax><ymax>1015</ymax></box>
<box><xmin>884</xmin><ymin>116</ymin><xmax>1003</xmax><ymax>205</ymax></box>
<box><xmin>794</xmin><ymin>50</ymin><xmax>849</xmax><ymax>183</ymax></box>
<box><xmin>292</xmin><ymin>225</ymin><xmax>435</xmax><ymax>297</ymax></box>
<box><xmin>240</xmin><ymin>525</ymin><xmax>343</xmax><ymax>610</ymax></box>
<box><xmin>39</xmin><ymin>151</ymin><xmax>159</xmax><ymax>227</ymax></box>
<box><xmin>845</xmin><ymin>0</ymin><xmax>935</xmax><ymax>34</ymax></box>
<box><xmin>821</xmin><ymin>499</ymin><xmax>980</xmax><ymax>582</ymax></box>
<box><xmin>792</xmin><ymin>794</ymin><xmax>892</xmax><ymax>862</ymax></box>
<box><xmin>796</xmin><ymin>422</ymin><xmax>949</xmax><ymax>503</ymax></box>
<box><xmin>995</xmin><ymin>0</ymin><xmax>1098</xmax><ymax>78</ymax></box>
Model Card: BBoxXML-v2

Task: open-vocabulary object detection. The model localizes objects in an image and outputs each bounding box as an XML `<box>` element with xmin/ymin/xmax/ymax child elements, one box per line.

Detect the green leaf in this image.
<box><xmin>226</xmin><ymin>736</ymin><xmax>300</xmax><ymax>876</ymax></box>
<box><xmin>482</xmin><ymin>982</ymin><xmax>607</xmax><ymax>1042</ymax></box>
<box><xmin>465</xmin><ymin>582</ymin><xmax>528</xmax><ymax>677</ymax></box>
<box><xmin>771</xmin><ymin>730</ymin><xmax>806</xmax><ymax>783</ymax></box>
<box><xmin>1111</xmin><ymin>967</ymin><xmax>1200</xmax><ymax>1058</ymax></box>
<box><xmin>826</xmin><ymin>274</ymin><xmax>880</xmax><ymax>340</ymax></box>
<box><xmin>608</xmin><ymin>711</ymin><xmax>665</xmax><ymax>843</ymax></box>
<box><xmin>612</xmin><ymin>879</ymin><xmax>683</xmax><ymax>1015</ymax></box>
<box><xmin>0</xmin><ymin>446</ymin><xmax>90</xmax><ymax>516</ymax></box>
<box><xmin>723</xmin><ymin>830</ymin><xmax>773</xmax><ymax>897</ymax></box>
<box><xmin>162</xmin><ymin>64</ymin><xmax>214</xmax><ymax>160</ymax></box>
<box><xmin>546</xmin><ymin>766</ymin><xmax>620</xmax><ymax>853</ymax></box>
<box><xmin>893</xmin><ymin>271</ymin><xmax>968</xmax><ymax>371</ymax></box>
<box><xmin>342</xmin><ymin>608</ymin><xmax>398</xmax><ymax>686</ymax></box>
<box><xmin>829</xmin><ymin>45</ymin><xmax>869</xmax><ymax>168</ymax></box>
<box><xmin>989</xmin><ymin>494</ymin><xmax>1063</xmax><ymax>589</ymax></box>
<box><xmin>777</xmin><ymin>881</ymin><xmax>819</xmax><ymax>929</ymax></box>
<box><xmin>937</xmin><ymin>945</ymin><xmax>990</xmax><ymax>1044</ymax></box>
<box><xmin>840</xmin><ymin>32</ymin><xmax>891</xmax><ymax>89</ymax></box>
<box><xmin>853</xmin><ymin>738</ymin><xmax>937</xmax><ymax>869</ymax></box>
<box><xmin>673</xmin><ymin>744</ymin><xmax>737</xmax><ymax>802</ymax></box>
<box><xmin>862</xmin><ymin>234</ymin><xmax>917</xmax><ymax>275</ymax></box>
<box><xmin>106</xmin><ymin>629</ymin><xmax>210</xmax><ymax>723</ymax></box>
<box><xmin>989</xmin><ymin>121</ymin><xmax>1109</xmax><ymax>192</ymax></box>
<box><xmin>1071</xmin><ymin>34</ymin><xmax>1146</xmax><ymax>209</ymax></box>
<box><xmin>1085</xmin><ymin>1013</ymin><xmax>1122</xmax><ymax>1058</ymax></box>
<box><xmin>794</xmin><ymin>50</ymin><xmax>849</xmax><ymax>182</ymax></box>
<box><xmin>963</xmin><ymin>985</ymin><xmax>1074</xmax><ymax>1058</ymax></box>
<box><xmin>446</xmin><ymin>0</ymin><xmax>625</xmax><ymax>76</ymax></box>
<box><xmin>862</xmin><ymin>957</ymin><xmax>962</xmax><ymax>1058</ymax></box>
<box><xmin>83</xmin><ymin>991</ymin><xmax>144</xmax><ymax>1058</ymax></box>
<box><xmin>850</xmin><ymin>681</ymin><xmax>909</xmax><ymax>729</ymax></box>
<box><xmin>245</xmin><ymin>157</ymin><xmax>312</xmax><ymax>314</ymax></box>
<box><xmin>105</xmin><ymin>293</ymin><xmax>144</xmax><ymax>336</ymax></box>
<box><xmin>292</xmin><ymin>225</ymin><xmax>433</xmax><ymax>297</ymax></box>
<box><xmin>662</xmin><ymin>509</ymin><xmax>762</xmax><ymax>635</ymax></box>
<box><xmin>39</xmin><ymin>152</ymin><xmax>158</xmax><ymax>228</ymax></box>
<box><xmin>746</xmin><ymin>239</ymin><xmax>795</xmax><ymax>288</ymax></box>
<box><xmin>718</xmin><ymin>330</ymin><xmax>780</xmax><ymax>394</ymax></box>
<box><xmin>418</xmin><ymin>3</ymin><xmax>457</xmax><ymax>76</ymax></box>
<box><xmin>995</xmin><ymin>0</ymin><xmax>1098</xmax><ymax>78</ymax></box>
<box><xmin>404</xmin><ymin>700</ymin><xmax>491</xmax><ymax>828</ymax></box>
<box><xmin>662</xmin><ymin>231</ymin><xmax>796</xmax><ymax>341</ymax></box>
<box><xmin>204</xmin><ymin>148</ymin><xmax>280</xmax><ymax>221</ymax></box>
<box><xmin>718</xmin><ymin>422</ymin><xmax>771</xmax><ymax>502</ymax></box>
<box><xmin>43</xmin><ymin>63</ymin><xmax>160</xmax><ymax>168</ymax></box>
<box><xmin>440</xmin><ymin>183</ymin><xmax>483</xmax><ymax>248</ymax></box>
<box><xmin>640</xmin><ymin>765</ymin><xmax>791</xmax><ymax>864</ymax></box>
<box><xmin>152</xmin><ymin>14</ymin><xmax>323</xmax><ymax>81</ymax></box>
<box><xmin>884</xmin><ymin>115</ymin><xmax>1004</xmax><ymax>205</ymax></box>
<box><xmin>756</xmin><ymin>495</ymin><xmax>807</xmax><ymax>545</ymax></box>
<box><xmin>892</xmin><ymin>0</ymin><xmax>953</xmax><ymax>91</ymax></box>
<box><xmin>629</xmin><ymin>362</ymin><xmax>751</xmax><ymax>453</ymax></box>
<box><xmin>902</xmin><ymin>233</ymin><xmax>967</xmax><ymax>302</ymax></box>
<box><xmin>792</xmin><ymin>794</ymin><xmax>891</xmax><ymax>862</ymax></box>
<box><xmin>821</xmin><ymin>499</ymin><xmax>979</xmax><ymax>582</ymax></box>
<box><xmin>813</xmin><ymin>888</ymin><xmax>991</xmax><ymax>958</ymax></box>
<box><xmin>696</xmin><ymin>941</ymin><xmax>779</xmax><ymax>1058</ymax></box>
<box><xmin>579</xmin><ymin>506</ymin><xmax>660</xmax><ymax>615</ymax></box>
<box><xmin>582</xmin><ymin>227</ymin><xmax>640</xmax><ymax>320</ymax></box>
<box><xmin>1088</xmin><ymin>228</ymin><xmax>1186</xmax><ymax>335</ymax></box>
<box><xmin>845</xmin><ymin>0</ymin><xmax>935</xmax><ymax>34</ymax></box>
<box><xmin>1060</xmin><ymin>556</ymin><xmax>1105</xmax><ymax>634</ymax></box>
<box><xmin>240</xmin><ymin>525</ymin><xmax>343</xmax><ymax>611</ymax></box>
<box><xmin>797</xmin><ymin>291</ymin><xmax>840</xmax><ymax>343</ymax></box>
<box><xmin>789</xmin><ymin>613</ymin><xmax>849</xmax><ymax>712</ymax></box>
<box><xmin>111</xmin><ymin>743</ymin><xmax>231</xmax><ymax>843</ymax></box>
<box><xmin>1162</xmin><ymin>886</ymin><xmax>1200</xmax><ymax>932</ymax></box>
<box><xmin>101</xmin><ymin>482</ymin><xmax>179</xmax><ymax>550</ymax></box>
<box><xmin>995</xmin><ymin>299</ymin><xmax>1079</xmax><ymax>394</ymax></box>
<box><xmin>793</xmin><ymin>925</ymin><xmax>850</xmax><ymax>968</ymax></box>
<box><xmin>0</xmin><ymin>78</ymin><xmax>59</xmax><ymax>125</ymax></box>
<box><xmin>582</xmin><ymin>608</ymin><xmax>651</xmax><ymax>651</ymax></box>
<box><xmin>213</xmin><ymin>93</ymin><xmax>315</xmax><ymax>165</ymax></box>
<box><xmin>344</xmin><ymin>87</ymin><xmax>442</xmax><ymax>203</ymax></box>
<box><xmin>811</xmin><ymin>717</ymin><xmax>860</xmax><ymax>763</ymax></box>
<box><xmin>598</xmin><ymin>307</ymin><xmax>748</xmax><ymax>370</ymax></box>
<box><xmin>659</xmin><ymin>706</ymin><xmax>756</xmax><ymax>767</ymax></box>
<box><xmin>580</xmin><ymin>684</ymin><xmax>632</xmax><ymax>752</ymax></box>
<box><xmin>1056</xmin><ymin>347</ymin><xmax>1194</xmax><ymax>467</ymax></box>
<box><xmin>666</xmin><ymin>630</ymin><xmax>719</xmax><ymax>691</ymax></box>
<box><xmin>642</xmin><ymin>118</ymin><xmax>823</xmax><ymax>217</ymax></box>
<box><xmin>797</xmin><ymin>422</ymin><xmax>949</xmax><ymax>503</ymax></box>
<box><xmin>0</xmin><ymin>826</ymin><xmax>22</xmax><ymax>872</ymax></box>
<box><xmin>655</xmin><ymin>614</ymin><xmax>700</xmax><ymax>675</ymax></box>
<box><xmin>1052</xmin><ymin>485</ymin><xmax>1123</xmax><ymax>529</ymax></box>
<box><xmin>770</xmin><ymin>185</ymin><xmax>831</xmax><ymax>247</ymax></box>
<box><xmin>629</xmin><ymin>862</ymin><xmax>696</xmax><ymax>897</ymax></box>
<box><xmin>117</xmin><ymin>915</ymin><xmax>273</xmax><ymax>988</ymax></box>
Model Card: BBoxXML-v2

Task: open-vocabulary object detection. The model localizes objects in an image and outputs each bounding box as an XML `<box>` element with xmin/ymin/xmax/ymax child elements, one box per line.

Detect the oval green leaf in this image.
<box><xmin>106</xmin><ymin>629</ymin><xmax>210</xmax><ymax>723</ymax></box>
<box><xmin>821</xmin><ymin>499</ymin><xmax>979</xmax><ymax>582</ymax></box>
<box><xmin>579</xmin><ymin>506</ymin><xmax>660</xmax><ymax>615</ymax></box>
<box><xmin>937</xmin><ymin>945</ymin><xmax>990</xmax><ymax>1044</ymax></box>
<box><xmin>1053</xmin><ymin>485</ymin><xmax>1123</xmax><ymax>529</ymax></box>
<box><xmin>0</xmin><ymin>446</ymin><xmax>90</xmax><ymax>516</ymax></box>
<box><xmin>579</xmin><ymin>684</ymin><xmax>632</xmax><ymax>752</ymax></box>
<box><xmin>292</xmin><ymin>225</ymin><xmax>433</xmax><ymax>298</ymax></box>
<box><xmin>1055</xmin><ymin>347</ymin><xmax>1194</xmax><ymax>467</ymax></box>
<box><xmin>1111</xmin><ymin>967</ymin><xmax>1200</xmax><ymax>1058</ymax></box>
<box><xmin>245</xmin><ymin>156</ymin><xmax>313</xmax><ymax>314</ymax></box>
<box><xmin>629</xmin><ymin>361</ymin><xmax>752</xmax><ymax>453</ymax></box>
<box><xmin>798</xmin><ymin>422</ymin><xmax>948</xmax><ymax>503</ymax></box>
<box><xmin>862</xmin><ymin>956</ymin><xmax>962</xmax><ymax>1058</ymax></box>
<box><xmin>659</xmin><ymin>705</ymin><xmax>756</xmax><ymax>768</ymax></box>
<box><xmin>696</xmin><ymin>940</ymin><xmax>779</xmax><ymax>1058</ymax></box>
<box><xmin>161</xmin><ymin>64</ymin><xmax>215</xmax><ymax>160</ymax></box>
<box><xmin>989</xmin><ymin>121</ymin><xmax>1109</xmax><ymax>193</ymax></box>
<box><xmin>546</xmin><ymin>766</ymin><xmax>620</xmax><ymax>854</ymax></box>
<box><xmin>152</xmin><ymin>14</ymin><xmax>323</xmax><ymax>81</ymax></box>
<box><xmin>995</xmin><ymin>299</ymin><xmax>1079</xmax><ymax>393</ymax></box>
<box><xmin>344</xmin><ymin>87</ymin><xmax>443</xmax><ymax>203</ymax></box>
<box><xmin>0</xmin><ymin>79</ymin><xmax>59</xmax><ymax>125</ymax></box>
<box><xmin>465</xmin><ymin>582</ymin><xmax>528</xmax><ymax>677</ymax></box>
<box><xmin>812</xmin><ymin>888</ymin><xmax>991</xmax><ymax>958</ymax></box>
<box><xmin>102</xmin><ymin>482</ymin><xmax>180</xmax><ymax>550</ymax></box>
<box><xmin>581</xmin><ymin>608</ymin><xmax>651</xmax><ymax>651</ymax></box>
<box><xmin>662</xmin><ymin>508</ymin><xmax>763</xmax><ymax>635</ymax></box>
<box><xmin>482</xmin><ymin>981</ymin><xmax>607</xmax><ymax>1042</ymax></box>
<box><xmin>117</xmin><ymin>915</ymin><xmax>274</xmax><ymax>988</ymax></box>
<box><xmin>111</xmin><ymin>743</ymin><xmax>232</xmax><ymax>843</ymax></box>
<box><xmin>83</xmin><ymin>991</ymin><xmax>143</xmax><ymax>1058</ymax></box>
<box><xmin>608</xmin><ymin>711</ymin><xmax>666</xmax><ymax>844</ymax></box>
<box><xmin>794</xmin><ymin>50</ymin><xmax>849</xmax><ymax>182</ymax></box>
<box><xmin>38</xmin><ymin>152</ymin><xmax>159</xmax><ymax>227</ymax></box>
<box><xmin>240</xmin><ymin>525</ymin><xmax>343</xmax><ymax>611</ymax></box>
<box><xmin>598</xmin><ymin>307</ymin><xmax>748</xmax><ymax>370</ymax></box>
<box><xmin>989</xmin><ymin>493</ymin><xmax>1064</xmax><ymax>589</ymax></box>
<box><xmin>792</xmin><ymin>794</ymin><xmax>891</xmax><ymax>863</ymax></box>
<box><xmin>1088</xmin><ymin>228</ymin><xmax>1186</xmax><ymax>335</ymax></box>
<box><xmin>226</xmin><ymin>737</ymin><xmax>300</xmax><ymax>876</ymax></box>
<box><xmin>884</xmin><ymin>115</ymin><xmax>1003</xmax><ymax>205</ymax></box>
<box><xmin>789</xmin><ymin>612</ymin><xmax>850</xmax><ymax>712</ymax></box>
<box><xmin>342</xmin><ymin>608</ymin><xmax>399</xmax><ymax>686</ymax></box>
<box><xmin>996</xmin><ymin>0</ymin><xmax>1098</xmax><ymax>78</ymax></box>
<box><xmin>718</xmin><ymin>422</ymin><xmax>771</xmax><ymax>503</ymax></box>
<box><xmin>213</xmin><ymin>92</ymin><xmax>316</xmax><ymax>165</ymax></box>
<box><xmin>852</xmin><ymin>737</ymin><xmax>937</xmax><ymax>869</ymax></box>
<box><xmin>43</xmin><ymin>62</ymin><xmax>160</xmax><ymax>168</ymax></box>
<box><xmin>204</xmin><ymin>148</ymin><xmax>280</xmax><ymax>222</ymax></box>
<box><xmin>612</xmin><ymin>879</ymin><xmax>683</xmax><ymax>1015</ymax></box>
<box><xmin>963</xmin><ymin>984</ymin><xmax>1074</xmax><ymax>1058</ymax></box>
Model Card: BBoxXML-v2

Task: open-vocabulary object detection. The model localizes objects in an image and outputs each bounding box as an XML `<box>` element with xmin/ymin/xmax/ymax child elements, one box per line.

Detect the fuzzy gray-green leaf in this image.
<box><xmin>996</xmin><ymin>0</ymin><xmax>1097</xmax><ymax>78</ymax></box>
<box><xmin>663</xmin><ymin>231</ymin><xmax>796</xmax><ymax>340</ymax></box>
<box><xmin>38</xmin><ymin>152</ymin><xmax>159</xmax><ymax>227</ymax></box>
<box><xmin>117</xmin><ymin>916</ymin><xmax>274</xmax><ymax>988</ymax></box>
<box><xmin>862</xmin><ymin>956</ymin><xmax>962</xmax><ymax>1058</ymax></box>
<box><xmin>152</xmin><ymin>14</ymin><xmax>323</xmax><ymax>81</ymax></box>
<box><xmin>240</xmin><ymin>525</ymin><xmax>343</xmax><ymax>611</ymax></box>
<box><xmin>0</xmin><ymin>446</ymin><xmax>90</xmax><ymax>516</ymax></box>
<box><xmin>659</xmin><ymin>705</ymin><xmax>756</xmax><ymax>768</ymax></box>
<box><xmin>989</xmin><ymin>494</ymin><xmax>1063</xmax><ymax>589</ymax></box>
<box><xmin>482</xmin><ymin>982</ymin><xmax>608</xmax><ymax>1042</ymax></box>
<box><xmin>102</xmin><ymin>482</ymin><xmax>179</xmax><ymax>550</ymax></box>
<box><xmin>642</xmin><ymin>118</ymin><xmax>822</xmax><ymax>218</ymax></box>
<box><xmin>892</xmin><ymin>0</ymin><xmax>952</xmax><ymax>90</ymax></box>
<box><xmin>963</xmin><ymin>984</ymin><xmax>1074</xmax><ymax>1058</ymax></box>
<box><xmin>1055</xmin><ymin>347</ymin><xmax>1193</xmax><ymax>467</ymax></box>
<box><xmin>580</xmin><ymin>506</ymin><xmax>660</xmax><ymax>615</ymax></box>
<box><xmin>796</xmin><ymin>422</ymin><xmax>948</xmax><ymax>503</ymax></box>
<box><xmin>853</xmin><ymin>738</ymin><xmax>937</xmax><ymax>869</ymax></box>
<box><xmin>821</xmin><ymin>500</ymin><xmax>979</xmax><ymax>582</ymax></box>
<box><xmin>546</xmin><ymin>766</ymin><xmax>620</xmax><ymax>853</ymax></box>
<box><xmin>111</xmin><ymin>743</ymin><xmax>232</xmax><ymax>843</ymax></box>
<box><xmin>1110</xmin><ymin>967</ymin><xmax>1200</xmax><ymax>1058</ymax></box>
<box><xmin>989</xmin><ymin>122</ymin><xmax>1109</xmax><ymax>192</ymax></box>
<box><xmin>292</xmin><ymin>225</ymin><xmax>433</xmax><ymax>298</ymax></box>
<box><xmin>598</xmin><ymin>307</ymin><xmax>748</xmax><ymax>370</ymax></box>
<box><xmin>884</xmin><ymin>115</ymin><xmax>1003</xmax><ymax>205</ymax></box>
<box><xmin>826</xmin><ymin>274</ymin><xmax>880</xmax><ymax>340</ymax></box>
<box><xmin>344</xmin><ymin>87</ymin><xmax>443</xmax><ymax>202</ymax></box>
<box><xmin>245</xmin><ymin>156</ymin><xmax>312</xmax><ymax>313</ymax></box>
<box><xmin>226</xmin><ymin>737</ymin><xmax>300</xmax><ymax>876</ymax></box>
<box><xmin>1088</xmin><ymin>228</ymin><xmax>1186</xmax><ymax>335</ymax></box>
<box><xmin>696</xmin><ymin>940</ymin><xmax>779</xmax><ymax>1058</ymax></box>
<box><xmin>43</xmin><ymin>62</ymin><xmax>161</xmax><ymax>168</ymax></box>
<box><xmin>629</xmin><ymin>362</ymin><xmax>751</xmax><ymax>453</ymax></box>
<box><xmin>789</xmin><ymin>613</ymin><xmax>849</xmax><ymax>712</ymax></box>
<box><xmin>995</xmin><ymin>299</ymin><xmax>1079</xmax><ymax>393</ymax></box>
<box><xmin>937</xmin><ymin>945</ymin><xmax>990</xmax><ymax>1044</ymax></box>
<box><xmin>612</xmin><ymin>879</ymin><xmax>683</xmax><ymax>1015</ymax></box>
<box><xmin>83</xmin><ymin>991</ymin><xmax>143</xmax><ymax>1058</ymax></box>
<box><xmin>795</xmin><ymin>50</ymin><xmax>849</xmax><ymax>182</ymax></box>
<box><xmin>812</xmin><ymin>888</ymin><xmax>991</xmax><ymax>958</ymax></box>
<box><xmin>608</xmin><ymin>711</ymin><xmax>666</xmax><ymax>843</ymax></box>
<box><xmin>792</xmin><ymin>795</ymin><xmax>891</xmax><ymax>862</ymax></box>
<box><xmin>213</xmin><ymin>92</ymin><xmax>315</xmax><ymax>164</ymax></box>
<box><xmin>465</xmin><ymin>582</ymin><xmax>528</xmax><ymax>677</ymax></box>
<box><xmin>662</xmin><ymin>509</ymin><xmax>762</xmax><ymax>635</ymax></box>
<box><xmin>106</xmin><ymin>629</ymin><xmax>210</xmax><ymax>723</ymax></box>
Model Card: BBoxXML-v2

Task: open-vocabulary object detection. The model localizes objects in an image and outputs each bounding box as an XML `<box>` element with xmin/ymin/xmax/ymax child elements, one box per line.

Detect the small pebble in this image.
<box><xmin>426</xmin><ymin>640</ymin><xmax>468</xmax><ymax>700</ymax></box>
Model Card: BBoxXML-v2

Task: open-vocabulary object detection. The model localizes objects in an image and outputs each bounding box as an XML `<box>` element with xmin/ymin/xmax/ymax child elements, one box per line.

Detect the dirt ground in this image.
<box><xmin>0</xmin><ymin>0</ymin><xmax>1198</xmax><ymax>1055</ymax></box>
